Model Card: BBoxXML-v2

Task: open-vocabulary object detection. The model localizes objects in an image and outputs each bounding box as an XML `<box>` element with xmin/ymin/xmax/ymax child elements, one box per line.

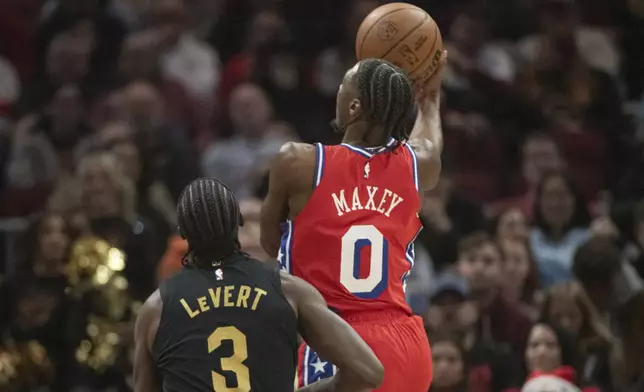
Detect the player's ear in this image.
<box><xmin>349</xmin><ymin>98</ymin><xmax>362</xmax><ymax>117</ymax></box>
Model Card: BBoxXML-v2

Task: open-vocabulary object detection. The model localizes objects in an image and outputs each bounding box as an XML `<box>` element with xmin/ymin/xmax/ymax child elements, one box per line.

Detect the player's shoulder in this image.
<box><xmin>276</xmin><ymin>141</ymin><xmax>315</xmax><ymax>160</ymax></box>
<box><xmin>272</xmin><ymin>142</ymin><xmax>316</xmax><ymax>172</ymax></box>
<box><xmin>405</xmin><ymin>139</ymin><xmax>439</xmax><ymax>162</ymax></box>
<box><xmin>136</xmin><ymin>289</ymin><xmax>162</xmax><ymax>329</ymax></box>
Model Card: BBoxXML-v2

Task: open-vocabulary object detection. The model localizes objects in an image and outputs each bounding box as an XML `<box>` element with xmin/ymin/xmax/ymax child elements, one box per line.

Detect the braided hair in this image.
<box><xmin>355</xmin><ymin>59</ymin><xmax>415</xmax><ymax>148</ymax></box>
<box><xmin>177</xmin><ymin>178</ymin><xmax>244</xmax><ymax>268</ymax></box>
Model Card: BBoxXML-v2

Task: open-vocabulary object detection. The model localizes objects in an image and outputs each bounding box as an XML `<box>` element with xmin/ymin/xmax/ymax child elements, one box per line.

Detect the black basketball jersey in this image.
<box><xmin>152</xmin><ymin>254</ymin><xmax>298</xmax><ymax>392</ymax></box>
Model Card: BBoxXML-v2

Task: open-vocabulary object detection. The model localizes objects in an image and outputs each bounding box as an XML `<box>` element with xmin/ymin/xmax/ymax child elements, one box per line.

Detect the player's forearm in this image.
<box><xmin>409</xmin><ymin>94</ymin><xmax>443</xmax><ymax>153</ymax></box>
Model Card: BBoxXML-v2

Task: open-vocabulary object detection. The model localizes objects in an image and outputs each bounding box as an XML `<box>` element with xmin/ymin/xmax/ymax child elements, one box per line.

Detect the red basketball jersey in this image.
<box><xmin>278</xmin><ymin>139</ymin><xmax>422</xmax><ymax>315</ymax></box>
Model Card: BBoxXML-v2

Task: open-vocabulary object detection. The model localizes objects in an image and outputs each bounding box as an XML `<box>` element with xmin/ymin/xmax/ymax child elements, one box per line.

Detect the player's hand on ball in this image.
<box><xmin>414</xmin><ymin>49</ymin><xmax>447</xmax><ymax>103</ymax></box>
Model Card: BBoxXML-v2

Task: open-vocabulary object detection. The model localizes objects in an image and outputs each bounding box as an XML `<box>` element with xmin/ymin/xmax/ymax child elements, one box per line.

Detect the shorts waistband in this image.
<box><xmin>341</xmin><ymin>308</ymin><xmax>410</xmax><ymax>323</ymax></box>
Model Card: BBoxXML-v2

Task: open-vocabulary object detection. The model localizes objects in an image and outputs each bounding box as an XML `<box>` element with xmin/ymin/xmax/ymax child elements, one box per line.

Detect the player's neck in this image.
<box><xmin>342</xmin><ymin>123</ymin><xmax>388</xmax><ymax>148</ymax></box>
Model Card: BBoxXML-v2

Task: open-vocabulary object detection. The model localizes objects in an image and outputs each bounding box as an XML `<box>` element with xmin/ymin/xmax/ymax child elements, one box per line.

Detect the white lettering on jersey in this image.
<box><xmin>331</xmin><ymin>186</ymin><xmax>404</xmax><ymax>217</ymax></box>
<box><xmin>332</xmin><ymin>190</ymin><xmax>350</xmax><ymax>216</ymax></box>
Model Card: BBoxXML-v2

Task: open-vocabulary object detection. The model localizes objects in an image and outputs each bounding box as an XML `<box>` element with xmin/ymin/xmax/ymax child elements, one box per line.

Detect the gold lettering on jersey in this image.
<box><xmin>331</xmin><ymin>186</ymin><xmax>404</xmax><ymax>217</ymax></box>
<box><xmin>237</xmin><ymin>285</ymin><xmax>251</xmax><ymax>308</ymax></box>
<box><xmin>197</xmin><ymin>296</ymin><xmax>210</xmax><ymax>312</ymax></box>
<box><xmin>208</xmin><ymin>287</ymin><xmax>221</xmax><ymax>307</ymax></box>
<box><xmin>180</xmin><ymin>298</ymin><xmax>201</xmax><ymax>318</ymax></box>
<box><xmin>224</xmin><ymin>286</ymin><xmax>234</xmax><ymax>307</ymax></box>
<box><xmin>181</xmin><ymin>285</ymin><xmax>269</xmax><ymax>318</ymax></box>
<box><xmin>251</xmin><ymin>288</ymin><xmax>267</xmax><ymax>310</ymax></box>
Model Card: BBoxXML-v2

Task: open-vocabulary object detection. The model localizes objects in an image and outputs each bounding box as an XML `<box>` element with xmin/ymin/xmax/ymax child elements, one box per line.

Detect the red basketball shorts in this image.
<box><xmin>296</xmin><ymin>311</ymin><xmax>433</xmax><ymax>392</ymax></box>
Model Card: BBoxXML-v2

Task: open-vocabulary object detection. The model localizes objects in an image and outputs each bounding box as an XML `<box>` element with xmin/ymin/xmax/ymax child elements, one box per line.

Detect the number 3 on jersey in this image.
<box><xmin>340</xmin><ymin>225</ymin><xmax>388</xmax><ymax>299</ymax></box>
<box><xmin>208</xmin><ymin>326</ymin><xmax>250</xmax><ymax>392</ymax></box>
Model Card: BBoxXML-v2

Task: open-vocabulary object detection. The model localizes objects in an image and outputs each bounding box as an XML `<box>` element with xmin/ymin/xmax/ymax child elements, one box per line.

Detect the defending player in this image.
<box><xmin>133</xmin><ymin>178</ymin><xmax>384</xmax><ymax>392</ymax></box>
<box><xmin>260</xmin><ymin>52</ymin><xmax>447</xmax><ymax>391</ymax></box>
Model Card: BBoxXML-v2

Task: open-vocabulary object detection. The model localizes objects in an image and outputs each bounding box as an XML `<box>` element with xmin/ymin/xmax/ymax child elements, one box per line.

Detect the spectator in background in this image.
<box><xmin>456</xmin><ymin>232</ymin><xmax>533</xmax><ymax>357</ymax></box>
<box><xmin>623</xmin><ymin>199</ymin><xmax>644</xmax><ymax>278</ymax></box>
<box><xmin>444</xmin><ymin>9</ymin><xmax>516</xmax><ymax>88</ymax></box>
<box><xmin>493</xmin><ymin>208</ymin><xmax>529</xmax><ymax>243</ymax></box>
<box><xmin>498</xmin><ymin>239</ymin><xmax>540</xmax><ymax>319</ymax></box>
<box><xmin>0</xmin><ymin>55</ymin><xmax>21</xmax><ymax>104</ymax></box>
<box><xmin>15</xmin><ymin>212</ymin><xmax>77</xmax><ymax>281</ymax></box>
<box><xmin>123</xmin><ymin>81</ymin><xmax>200</xmax><ymax>201</ymax></box>
<box><xmin>425</xmin><ymin>271</ymin><xmax>523</xmax><ymax>392</ymax></box>
<box><xmin>7</xmin><ymin>85</ymin><xmax>90</xmax><ymax>188</ymax></box>
<box><xmin>518</xmin><ymin>0</ymin><xmax>620</xmax><ymax>77</ymax></box>
<box><xmin>488</xmin><ymin>133</ymin><xmax>565</xmax><ymax>218</ymax></box>
<box><xmin>530</xmin><ymin>170</ymin><xmax>591</xmax><ymax>287</ymax></box>
<box><xmin>5</xmin><ymin>280</ymin><xmax>63</xmax><ymax>391</ymax></box>
<box><xmin>615</xmin><ymin>292</ymin><xmax>644</xmax><ymax>392</ymax></box>
<box><xmin>93</xmin><ymin>121</ymin><xmax>176</xmax><ymax>242</ymax></box>
<box><xmin>117</xmin><ymin>29</ymin><xmax>166</xmax><ymax>82</ymax></box>
<box><xmin>540</xmin><ymin>281</ymin><xmax>620</xmax><ymax>390</ymax></box>
<box><xmin>148</xmin><ymin>0</ymin><xmax>221</xmax><ymax>104</ymax></box>
<box><xmin>5</xmin><ymin>212</ymin><xmax>80</xmax><ymax>391</ymax></box>
<box><xmin>89</xmin><ymin>88</ymin><xmax>129</xmax><ymax>130</ymax></box>
<box><xmin>146</xmin><ymin>0</ymin><xmax>221</xmax><ymax>144</ymax></box>
<box><xmin>524</xmin><ymin>322</ymin><xmax>578</xmax><ymax>374</ymax></box>
<box><xmin>405</xmin><ymin>242</ymin><xmax>436</xmax><ymax>315</ymax></box>
<box><xmin>20</xmin><ymin>32</ymin><xmax>93</xmax><ymax>112</ymax></box>
<box><xmin>217</xmin><ymin>8</ymin><xmax>290</xmax><ymax>113</ymax></box>
<box><xmin>418</xmin><ymin>159</ymin><xmax>485</xmax><ymax>271</ymax></box>
<box><xmin>429</xmin><ymin>331</ymin><xmax>470</xmax><ymax>392</ymax></box>
<box><xmin>516</xmin><ymin>0</ymin><xmax>631</xmax><ymax>190</ymax></box>
<box><xmin>572</xmin><ymin>238</ymin><xmax>641</xmax><ymax>318</ymax></box>
<box><xmin>313</xmin><ymin>0</ymin><xmax>377</xmax><ymax>99</ymax></box>
<box><xmin>522</xmin><ymin>321</ymin><xmax>601</xmax><ymax>392</ymax></box>
<box><xmin>76</xmin><ymin>152</ymin><xmax>161</xmax><ymax>301</ymax></box>
<box><xmin>35</xmin><ymin>0</ymin><xmax>127</xmax><ymax>90</ymax></box>
<box><xmin>202</xmin><ymin>83</ymin><xmax>295</xmax><ymax>199</ymax></box>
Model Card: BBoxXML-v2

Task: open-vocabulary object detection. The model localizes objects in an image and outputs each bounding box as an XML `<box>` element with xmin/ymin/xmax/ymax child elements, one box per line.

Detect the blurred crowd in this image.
<box><xmin>0</xmin><ymin>0</ymin><xmax>643</xmax><ymax>391</ymax></box>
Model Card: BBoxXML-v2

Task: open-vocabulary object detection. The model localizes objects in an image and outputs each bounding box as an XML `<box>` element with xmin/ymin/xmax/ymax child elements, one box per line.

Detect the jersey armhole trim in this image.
<box><xmin>313</xmin><ymin>143</ymin><xmax>324</xmax><ymax>189</ymax></box>
<box><xmin>404</xmin><ymin>143</ymin><xmax>419</xmax><ymax>191</ymax></box>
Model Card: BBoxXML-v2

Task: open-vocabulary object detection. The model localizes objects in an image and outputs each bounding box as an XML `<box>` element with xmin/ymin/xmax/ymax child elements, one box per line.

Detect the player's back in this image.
<box><xmin>153</xmin><ymin>254</ymin><xmax>298</xmax><ymax>392</ymax></box>
<box><xmin>279</xmin><ymin>140</ymin><xmax>422</xmax><ymax>316</ymax></box>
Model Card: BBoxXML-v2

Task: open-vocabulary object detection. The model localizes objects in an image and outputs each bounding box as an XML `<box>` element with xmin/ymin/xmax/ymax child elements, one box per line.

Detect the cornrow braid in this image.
<box><xmin>356</xmin><ymin>59</ymin><xmax>415</xmax><ymax>149</ymax></box>
<box><xmin>177</xmin><ymin>178</ymin><xmax>243</xmax><ymax>268</ymax></box>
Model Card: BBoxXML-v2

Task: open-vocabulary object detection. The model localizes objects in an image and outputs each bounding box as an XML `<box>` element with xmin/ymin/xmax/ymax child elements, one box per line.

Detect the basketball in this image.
<box><xmin>356</xmin><ymin>3</ymin><xmax>443</xmax><ymax>86</ymax></box>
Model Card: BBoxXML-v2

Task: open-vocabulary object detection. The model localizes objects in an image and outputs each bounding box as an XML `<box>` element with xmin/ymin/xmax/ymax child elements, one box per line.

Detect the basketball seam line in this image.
<box><xmin>358</xmin><ymin>7</ymin><xmax>423</xmax><ymax>57</ymax></box>
<box><xmin>379</xmin><ymin>12</ymin><xmax>429</xmax><ymax>59</ymax></box>
<box><xmin>408</xmin><ymin>23</ymin><xmax>440</xmax><ymax>75</ymax></box>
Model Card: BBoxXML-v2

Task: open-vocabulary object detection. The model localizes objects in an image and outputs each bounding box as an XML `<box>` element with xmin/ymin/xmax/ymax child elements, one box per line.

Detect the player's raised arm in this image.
<box><xmin>260</xmin><ymin>142</ymin><xmax>314</xmax><ymax>258</ymax></box>
<box><xmin>281</xmin><ymin>272</ymin><xmax>384</xmax><ymax>392</ymax></box>
<box><xmin>407</xmin><ymin>50</ymin><xmax>448</xmax><ymax>191</ymax></box>
<box><xmin>133</xmin><ymin>290</ymin><xmax>162</xmax><ymax>392</ymax></box>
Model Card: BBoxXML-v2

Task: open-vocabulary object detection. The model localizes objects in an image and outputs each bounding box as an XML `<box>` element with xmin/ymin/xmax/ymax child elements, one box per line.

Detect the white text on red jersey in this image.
<box><xmin>331</xmin><ymin>186</ymin><xmax>404</xmax><ymax>217</ymax></box>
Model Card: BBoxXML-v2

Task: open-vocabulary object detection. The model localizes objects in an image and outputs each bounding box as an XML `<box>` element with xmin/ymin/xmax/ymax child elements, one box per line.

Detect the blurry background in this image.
<box><xmin>0</xmin><ymin>0</ymin><xmax>643</xmax><ymax>391</ymax></box>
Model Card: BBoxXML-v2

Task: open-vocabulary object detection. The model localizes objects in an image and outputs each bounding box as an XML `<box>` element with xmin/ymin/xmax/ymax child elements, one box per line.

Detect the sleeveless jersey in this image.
<box><xmin>152</xmin><ymin>255</ymin><xmax>298</xmax><ymax>392</ymax></box>
<box><xmin>278</xmin><ymin>139</ymin><xmax>422</xmax><ymax>316</ymax></box>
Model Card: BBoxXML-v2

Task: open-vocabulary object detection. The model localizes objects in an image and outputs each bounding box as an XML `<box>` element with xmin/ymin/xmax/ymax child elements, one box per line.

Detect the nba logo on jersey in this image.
<box><xmin>215</xmin><ymin>268</ymin><xmax>223</xmax><ymax>281</ymax></box>
<box><xmin>364</xmin><ymin>162</ymin><xmax>371</xmax><ymax>179</ymax></box>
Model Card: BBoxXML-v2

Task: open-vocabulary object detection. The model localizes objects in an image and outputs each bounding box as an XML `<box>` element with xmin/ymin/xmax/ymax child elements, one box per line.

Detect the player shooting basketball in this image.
<box><xmin>260</xmin><ymin>45</ymin><xmax>447</xmax><ymax>391</ymax></box>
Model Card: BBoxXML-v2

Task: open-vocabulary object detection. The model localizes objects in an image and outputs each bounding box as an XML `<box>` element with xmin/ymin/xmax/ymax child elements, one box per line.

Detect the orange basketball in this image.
<box><xmin>356</xmin><ymin>3</ymin><xmax>443</xmax><ymax>86</ymax></box>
